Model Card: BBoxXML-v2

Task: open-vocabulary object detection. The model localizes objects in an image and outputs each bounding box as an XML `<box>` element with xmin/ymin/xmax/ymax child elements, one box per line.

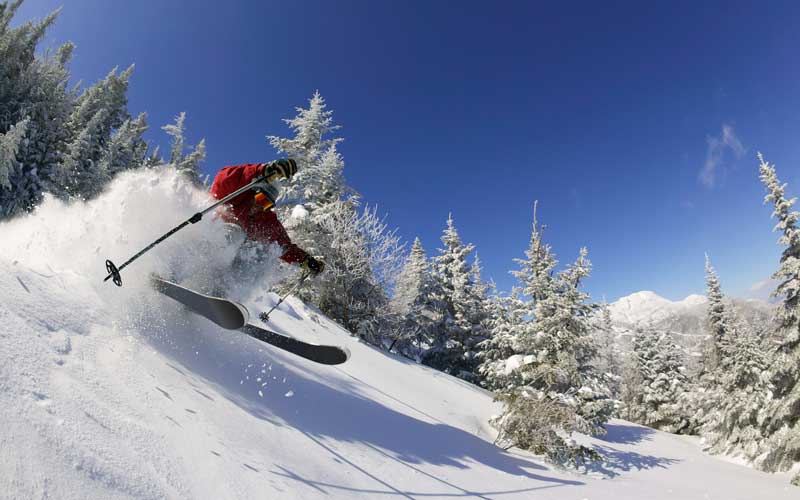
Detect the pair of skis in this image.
<box><xmin>151</xmin><ymin>276</ymin><xmax>349</xmax><ymax>365</ymax></box>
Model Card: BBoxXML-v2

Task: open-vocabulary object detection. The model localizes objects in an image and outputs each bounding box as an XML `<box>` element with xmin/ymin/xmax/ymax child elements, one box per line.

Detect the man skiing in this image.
<box><xmin>209</xmin><ymin>159</ymin><xmax>324</xmax><ymax>276</ymax></box>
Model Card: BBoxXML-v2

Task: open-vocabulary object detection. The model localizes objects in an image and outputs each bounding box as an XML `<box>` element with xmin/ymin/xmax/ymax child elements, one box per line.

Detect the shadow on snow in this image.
<box><xmin>599</xmin><ymin>422</ymin><xmax>656</xmax><ymax>445</ymax></box>
<box><xmin>135</xmin><ymin>313</ymin><xmax>586</xmax><ymax>497</ymax></box>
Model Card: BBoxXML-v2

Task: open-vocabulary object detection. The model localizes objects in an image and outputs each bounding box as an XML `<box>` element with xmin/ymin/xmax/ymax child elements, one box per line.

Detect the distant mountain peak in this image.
<box><xmin>680</xmin><ymin>294</ymin><xmax>707</xmax><ymax>306</ymax></box>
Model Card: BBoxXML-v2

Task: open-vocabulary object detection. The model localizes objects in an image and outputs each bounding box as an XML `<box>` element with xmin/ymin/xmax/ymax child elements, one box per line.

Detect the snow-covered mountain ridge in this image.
<box><xmin>610</xmin><ymin>291</ymin><xmax>707</xmax><ymax>326</ymax></box>
<box><xmin>610</xmin><ymin>290</ymin><xmax>771</xmax><ymax>327</ymax></box>
<box><xmin>1</xmin><ymin>170</ymin><xmax>795</xmax><ymax>499</ymax></box>
<box><xmin>607</xmin><ymin>290</ymin><xmax>773</xmax><ymax>367</ymax></box>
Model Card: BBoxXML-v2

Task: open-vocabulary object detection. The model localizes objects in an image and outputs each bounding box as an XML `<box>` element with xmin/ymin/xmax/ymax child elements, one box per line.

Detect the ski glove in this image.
<box><xmin>260</xmin><ymin>158</ymin><xmax>297</xmax><ymax>181</ymax></box>
<box><xmin>302</xmin><ymin>255</ymin><xmax>325</xmax><ymax>276</ymax></box>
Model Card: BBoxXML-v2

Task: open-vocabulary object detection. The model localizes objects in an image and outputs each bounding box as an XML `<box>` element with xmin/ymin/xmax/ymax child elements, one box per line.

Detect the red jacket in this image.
<box><xmin>210</xmin><ymin>163</ymin><xmax>308</xmax><ymax>264</ymax></box>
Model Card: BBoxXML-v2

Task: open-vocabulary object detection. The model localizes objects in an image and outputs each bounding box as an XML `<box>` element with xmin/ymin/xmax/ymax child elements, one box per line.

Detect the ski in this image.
<box><xmin>241</xmin><ymin>324</ymin><xmax>350</xmax><ymax>365</ymax></box>
<box><xmin>151</xmin><ymin>276</ymin><xmax>249</xmax><ymax>330</ymax></box>
<box><xmin>151</xmin><ymin>276</ymin><xmax>349</xmax><ymax>365</ymax></box>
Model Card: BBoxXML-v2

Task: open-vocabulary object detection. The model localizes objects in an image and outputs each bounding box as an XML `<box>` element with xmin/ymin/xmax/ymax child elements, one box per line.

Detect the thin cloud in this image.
<box><xmin>746</xmin><ymin>277</ymin><xmax>779</xmax><ymax>302</ymax></box>
<box><xmin>699</xmin><ymin>124</ymin><xmax>745</xmax><ymax>188</ymax></box>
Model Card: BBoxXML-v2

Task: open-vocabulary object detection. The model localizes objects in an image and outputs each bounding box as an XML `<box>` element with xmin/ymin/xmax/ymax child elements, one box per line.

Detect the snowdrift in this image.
<box><xmin>1</xmin><ymin>170</ymin><xmax>796</xmax><ymax>499</ymax></box>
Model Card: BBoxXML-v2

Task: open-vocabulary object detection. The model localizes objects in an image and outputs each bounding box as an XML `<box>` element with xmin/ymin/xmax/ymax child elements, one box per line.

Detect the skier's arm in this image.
<box><xmin>258</xmin><ymin>211</ymin><xmax>309</xmax><ymax>264</ymax></box>
<box><xmin>210</xmin><ymin>164</ymin><xmax>263</xmax><ymax>199</ymax></box>
<box><xmin>211</xmin><ymin>160</ymin><xmax>298</xmax><ymax>199</ymax></box>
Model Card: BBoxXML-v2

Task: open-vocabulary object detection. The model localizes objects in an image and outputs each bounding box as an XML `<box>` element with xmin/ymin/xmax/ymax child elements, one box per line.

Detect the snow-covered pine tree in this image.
<box><xmin>701</xmin><ymin>318</ymin><xmax>773</xmax><ymax>461</ymax></box>
<box><xmin>392</xmin><ymin>237</ymin><xmax>431</xmax><ymax>316</ymax></box>
<box><xmin>480</xmin><ymin>201</ymin><xmax>557</xmax><ymax>389</ymax></box>
<box><xmin>650</xmin><ymin>332</ymin><xmax>692</xmax><ymax>433</ymax></box>
<box><xmin>342</xmin><ymin>204</ymin><xmax>405</xmax><ymax>343</ymax></box>
<box><xmin>422</xmin><ymin>214</ymin><xmax>483</xmax><ymax>382</ymax></box>
<box><xmin>268</xmin><ymin>92</ymin><xmax>349</xmax><ymax>263</ymax></box>
<box><xmin>596</xmin><ymin>302</ymin><xmax>621</xmax><ymax>398</ymax></box>
<box><xmin>97</xmin><ymin>113</ymin><xmax>149</xmax><ymax>179</ymax></box>
<box><xmin>757</xmin><ymin>153</ymin><xmax>800</xmax><ymax>483</ymax></box>
<box><xmin>59</xmin><ymin>108</ymin><xmax>111</xmax><ymax>198</ymax></box>
<box><xmin>0</xmin><ymin>2</ymin><xmax>73</xmax><ymax>217</ymax></box>
<box><xmin>476</xmin><ymin>289</ymin><xmax>525</xmax><ymax>391</ymax></box>
<box><xmin>268</xmin><ymin>90</ymin><xmax>346</xmax><ymax>208</ymax></box>
<box><xmin>0</xmin><ymin>118</ymin><xmax>29</xmax><ymax>193</ymax></box>
<box><xmin>704</xmin><ymin>254</ymin><xmax>731</xmax><ymax>369</ymax></box>
<box><xmin>311</xmin><ymin>198</ymin><xmax>377</xmax><ymax>325</ymax></box>
<box><xmin>269</xmin><ymin>92</ymin><xmax>402</xmax><ymax>339</ymax></box>
<box><xmin>278</xmin><ymin>142</ymin><xmax>374</xmax><ymax>331</ymax></box>
<box><xmin>620</xmin><ymin>337</ymin><xmax>645</xmax><ymax>422</ymax></box>
<box><xmin>162</xmin><ymin>112</ymin><xmax>206</xmax><ymax>185</ymax></box>
<box><xmin>512</xmin><ymin>200</ymin><xmax>558</xmax><ymax>304</ymax></box>
<box><xmin>490</xmin><ymin>205</ymin><xmax>611</xmax><ymax>466</ymax></box>
<box><xmin>622</xmin><ymin>327</ymin><xmax>689</xmax><ymax>432</ymax></box>
<box><xmin>532</xmin><ymin>248</ymin><xmax>613</xmax><ymax>435</ymax></box>
<box><xmin>59</xmin><ymin>66</ymin><xmax>134</xmax><ymax>198</ymax></box>
<box><xmin>390</xmin><ymin>237</ymin><xmax>441</xmax><ymax>357</ymax></box>
<box><xmin>306</xmin><ymin>198</ymin><xmax>402</xmax><ymax>337</ymax></box>
<box><xmin>622</xmin><ymin>328</ymin><xmax>658</xmax><ymax>423</ymax></box>
<box><xmin>467</xmin><ymin>253</ymin><xmax>492</xmax><ymax>372</ymax></box>
<box><xmin>678</xmin><ymin>254</ymin><xmax>736</xmax><ymax>435</ymax></box>
<box><xmin>143</xmin><ymin>145</ymin><xmax>162</xmax><ymax>168</ymax></box>
<box><xmin>1</xmin><ymin>3</ymin><xmax>155</xmax><ymax>213</ymax></box>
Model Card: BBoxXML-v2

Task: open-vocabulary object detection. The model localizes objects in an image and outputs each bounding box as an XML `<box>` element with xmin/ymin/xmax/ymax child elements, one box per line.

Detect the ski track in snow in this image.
<box><xmin>1</xmin><ymin>170</ymin><xmax>797</xmax><ymax>499</ymax></box>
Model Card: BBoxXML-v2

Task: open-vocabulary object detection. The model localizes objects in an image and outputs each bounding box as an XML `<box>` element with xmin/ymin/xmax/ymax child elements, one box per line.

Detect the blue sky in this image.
<box><xmin>16</xmin><ymin>0</ymin><xmax>800</xmax><ymax>301</ymax></box>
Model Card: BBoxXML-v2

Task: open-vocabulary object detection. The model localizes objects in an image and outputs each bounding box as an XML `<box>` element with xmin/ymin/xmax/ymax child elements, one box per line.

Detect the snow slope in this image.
<box><xmin>1</xmin><ymin>170</ymin><xmax>796</xmax><ymax>499</ymax></box>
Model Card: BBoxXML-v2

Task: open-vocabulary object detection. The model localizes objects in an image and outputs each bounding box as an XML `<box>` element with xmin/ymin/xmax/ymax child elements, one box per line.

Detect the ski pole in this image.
<box><xmin>259</xmin><ymin>272</ymin><xmax>310</xmax><ymax>323</ymax></box>
<box><xmin>103</xmin><ymin>167</ymin><xmax>285</xmax><ymax>287</ymax></box>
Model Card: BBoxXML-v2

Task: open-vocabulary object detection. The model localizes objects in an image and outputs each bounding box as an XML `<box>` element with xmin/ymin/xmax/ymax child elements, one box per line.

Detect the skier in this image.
<box><xmin>209</xmin><ymin>159</ymin><xmax>325</xmax><ymax>277</ymax></box>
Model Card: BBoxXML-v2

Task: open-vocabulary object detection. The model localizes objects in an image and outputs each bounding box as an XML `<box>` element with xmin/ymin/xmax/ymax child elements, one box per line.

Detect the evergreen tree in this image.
<box><xmin>528</xmin><ymin>248</ymin><xmax>613</xmax><ymax>435</ymax></box>
<box><xmin>704</xmin><ymin>254</ymin><xmax>732</xmax><ymax>369</ymax></box>
<box><xmin>268</xmin><ymin>90</ymin><xmax>346</xmax><ymax>208</ymax></box>
<box><xmin>390</xmin><ymin>237</ymin><xmax>440</xmax><ymax>357</ymax></box>
<box><xmin>423</xmin><ymin>214</ymin><xmax>483</xmax><ymax>381</ymax></box>
<box><xmin>702</xmin><ymin>320</ymin><xmax>773</xmax><ymax>461</ymax></box>
<box><xmin>622</xmin><ymin>328</ymin><xmax>689</xmax><ymax>432</ymax></box>
<box><xmin>620</xmin><ymin>343</ymin><xmax>644</xmax><ymax>422</ymax></box>
<box><xmin>0</xmin><ymin>118</ymin><xmax>28</xmax><ymax>192</ymax></box>
<box><xmin>512</xmin><ymin>201</ymin><xmax>558</xmax><ymax>304</ymax></box>
<box><xmin>97</xmin><ymin>113</ymin><xmax>149</xmax><ymax>179</ymax></box>
<box><xmin>467</xmin><ymin>254</ymin><xmax>493</xmax><ymax>380</ymax></box>
<box><xmin>677</xmin><ymin>254</ymin><xmax>736</xmax><ymax>436</ymax></box>
<box><xmin>596</xmin><ymin>302</ymin><xmax>621</xmax><ymax>398</ymax></box>
<box><xmin>758</xmin><ymin>153</ymin><xmax>800</xmax><ymax>483</ymax></box>
<box><xmin>59</xmin><ymin>108</ymin><xmax>110</xmax><ymax>198</ymax></box>
<box><xmin>59</xmin><ymin>66</ymin><xmax>135</xmax><ymax>198</ymax></box>
<box><xmin>162</xmin><ymin>112</ymin><xmax>206</xmax><ymax>185</ymax></box>
<box><xmin>477</xmin><ymin>290</ymin><xmax>525</xmax><ymax>391</ymax></box>
<box><xmin>392</xmin><ymin>237</ymin><xmax>431</xmax><ymax>315</ymax></box>
<box><xmin>489</xmin><ymin>205</ymin><xmax>611</xmax><ymax>466</ymax></box>
<box><xmin>269</xmin><ymin>92</ymin><xmax>401</xmax><ymax>338</ymax></box>
<box><xmin>0</xmin><ymin>2</ymin><xmax>152</xmax><ymax>215</ymax></box>
<box><xmin>0</xmin><ymin>2</ymin><xmax>72</xmax><ymax>217</ymax></box>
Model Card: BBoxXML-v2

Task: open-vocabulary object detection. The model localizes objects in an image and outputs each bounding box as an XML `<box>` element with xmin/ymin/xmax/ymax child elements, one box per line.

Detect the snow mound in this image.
<box><xmin>289</xmin><ymin>203</ymin><xmax>308</xmax><ymax>221</ymax></box>
<box><xmin>1</xmin><ymin>169</ymin><xmax>796</xmax><ymax>499</ymax></box>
